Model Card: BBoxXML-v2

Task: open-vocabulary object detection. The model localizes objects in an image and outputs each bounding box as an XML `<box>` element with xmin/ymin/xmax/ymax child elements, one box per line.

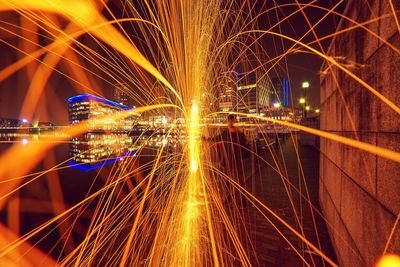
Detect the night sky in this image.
<box><xmin>253</xmin><ymin>0</ymin><xmax>346</xmax><ymax>108</ymax></box>
<box><xmin>0</xmin><ymin>0</ymin><xmax>346</xmax><ymax>124</ymax></box>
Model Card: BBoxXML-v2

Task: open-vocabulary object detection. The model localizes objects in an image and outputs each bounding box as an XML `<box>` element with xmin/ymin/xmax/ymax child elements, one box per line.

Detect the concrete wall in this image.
<box><xmin>319</xmin><ymin>1</ymin><xmax>400</xmax><ymax>266</ymax></box>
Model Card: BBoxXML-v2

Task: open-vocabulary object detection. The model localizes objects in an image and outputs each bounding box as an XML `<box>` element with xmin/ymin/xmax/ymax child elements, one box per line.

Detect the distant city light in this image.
<box><xmin>162</xmin><ymin>116</ymin><xmax>168</xmax><ymax>125</ymax></box>
<box><xmin>315</xmin><ymin>109</ymin><xmax>320</xmax><ymax>113</ymax></box>
<box><xmin>273</xmin><ymin>102</ymin><xmax>281</xmax><ymax>108</ymax></box>
<box><xmin>21</xmin><ymin>118</ymin><xmax>28</xmax><ymax>123</ymax></box>
<box><xmin>302</xmin><ymin>81</ymin><xmax>310</xmax><ymax>89</ymax></box>
<box><xmin>22</xmin><ymin>138</ymin><xmax>28</xmax><ymax>145</ymax></box>
<box><xmin>162</xmin><ymin>138</ymin><xmax>168</xmax><ymax>146</ymax></box>
<box><xmin>299</xmin><ymin>98</ymin><xmax>306</xmax><ymax>104</ymax></box>
<box><xmin>305</xmin><ymin>106</ymin><xmax>310</xmax><ymax>111</ymax></box>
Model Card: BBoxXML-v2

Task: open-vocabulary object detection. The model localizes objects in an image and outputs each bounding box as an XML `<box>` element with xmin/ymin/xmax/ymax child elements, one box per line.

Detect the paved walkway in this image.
<box><xmin>241</xmin><ymin>136</ymin><xmax>336</xmax><ymax>266</ymax></box>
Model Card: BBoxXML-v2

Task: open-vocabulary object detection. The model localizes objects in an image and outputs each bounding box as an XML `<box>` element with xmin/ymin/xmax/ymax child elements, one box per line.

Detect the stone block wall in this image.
<box><xmin>319</xmin><ymin>1</ymin><xmax>400</xmax><ymax>266</ymax></box>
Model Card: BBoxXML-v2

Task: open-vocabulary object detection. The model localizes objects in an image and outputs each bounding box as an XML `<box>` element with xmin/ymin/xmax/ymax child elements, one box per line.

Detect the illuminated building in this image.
<box><xmin>114</xmin><ymin>84</ymin><xmax>133</xmax><ymax>107</ymax></box>
<box><xmin>0</xmin><ymin>118</ymin><xmax>25</xmax><ymax>128</ymax></box>
<box><xmin>237</xmin><ymin>72</ymin><xmax>271</xmax><ymax>115</ymax></box>
<box><xmin>0</xmin><ymin>117</ymin><xmax>32</xmax><ymax>133</ymax></box>
<box><xmin>271</xmin><ymin>77</ymin><xmax>290</xmax><ymax>107</ymax></box>
<box><xmin>68</xmin><ymin>94</ymin><xmax>139</xmax><ymax>165</ymax></box>
<box><xmin>134</xmin><ymin>117</ymin><xmax>185</xmax><ymax>147</ymax></box>
<box><xmin>148</xmin><ymin>115</ymin><xmax>170</xmax><ymax>127</ymax></box>
<box><xmin>218</xmin><ymin>71</ymin><xmax>238</xmax><ymax>113</ymax></box>
<box><xmin>68</xmin><ymin>94</ymin><xmax>137</xmax><ymax>132</ymax></box>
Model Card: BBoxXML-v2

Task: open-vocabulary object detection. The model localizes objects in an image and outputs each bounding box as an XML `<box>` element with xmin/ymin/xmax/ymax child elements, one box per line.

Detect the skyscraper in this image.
<box><xmin>217</xmin><ymin>71</ymin><xmax>238</xmax><ymax>113</ymax></box>
<box><xmin>236</xmin><ymin>72</ymin><xmax>271</xmax><ymax>115</ymax></box>
<box><xmin>270</xmin><ymin>77</ymin><xmax>290</xmax><ymax>107</ymax></box>
<box><xmin>114</xmin><ymin>84</ymin><xmax>132</xmax><ymax>107</ymax></box>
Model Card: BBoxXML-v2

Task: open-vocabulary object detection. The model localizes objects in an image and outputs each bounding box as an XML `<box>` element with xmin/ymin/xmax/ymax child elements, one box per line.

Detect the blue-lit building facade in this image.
<box><xmin>68</xmin><ymin>94</ymin><xmax>138</xmax><ymax>164</ymax></box>
<box><xmin>68</xmin><ymin>94</ymin><xmax>137</xmax><ymax>132</ymax></box>
<box><xmin>270</xmin><ymin>77</ymin><xmax>290</xmax><ymax>107</ymax></box>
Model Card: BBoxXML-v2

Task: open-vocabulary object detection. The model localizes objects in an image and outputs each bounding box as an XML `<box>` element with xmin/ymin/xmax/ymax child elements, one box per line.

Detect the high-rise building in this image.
<box><xmin>236</xmin><ymin>72</ymin><xmax>271</xmax><ymax>115</ymax></box>
<box><xmin>218</xmin><ymin>71</ymin><xmax>238</xmax><ymax>113</ymax></box>
<box><xmin>68</xmin><ymin>94</ymin><xmax>137</xmax><ymax>132</ymax></box>
<box><xmin>114</xmin><ymin>84</ymin><xmax>132</xmax><ymax>107</ymax></box>
<box><xmin>270</xmin><ymin>77</ymin><xmax>290</xmax><ymax>107</ymax></box>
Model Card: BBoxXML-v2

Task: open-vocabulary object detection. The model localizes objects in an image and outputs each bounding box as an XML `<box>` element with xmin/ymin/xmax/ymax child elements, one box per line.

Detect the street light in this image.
<box><xmin>301</xmin><ymin>81</ymin><xmax>310</xmax><ymax>118</ymax></box>
<box><xmin>315</xmin><ymin>109</ymin><xmax>320</xmax><ymax>113</ymax></box>
<box><xmin>299</xmin><ymin>98</ymin><xmax>306</xmax><ymax>104</ymax></box>
<box><xmin>273</xmin><ymin>102</ymin><xmax>281</xmax><ymax>108</ymax></box>
<box><xmin>302</xmin><ymin>81</ymin><xmax>310</xmax><ymax>89</ymax></box>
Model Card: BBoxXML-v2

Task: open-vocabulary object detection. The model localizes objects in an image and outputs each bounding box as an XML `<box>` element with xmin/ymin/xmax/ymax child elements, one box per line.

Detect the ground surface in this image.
<box><xmin>242</xmin><ymin>137</ymin><xmax>336</xmax><ymax>266</ymax></box>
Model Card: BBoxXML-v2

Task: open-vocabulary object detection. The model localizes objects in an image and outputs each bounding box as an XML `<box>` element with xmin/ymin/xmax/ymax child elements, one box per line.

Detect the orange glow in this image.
<box><xmin>375</xmin><ymin>254</ymin><xmax>400</xmax><ymax>267</ymax></box>
<box><xmin>0</xmin><ymin>1</ymin><xmax>399</xmax><ymax>266</ymax></box>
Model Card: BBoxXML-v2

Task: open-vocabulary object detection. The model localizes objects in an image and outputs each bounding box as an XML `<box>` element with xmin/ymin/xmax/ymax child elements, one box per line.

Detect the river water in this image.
<box><xmin>0</xmin><ymin>132</ymin><xmax>336</xmax><ymax>265</ymax></box>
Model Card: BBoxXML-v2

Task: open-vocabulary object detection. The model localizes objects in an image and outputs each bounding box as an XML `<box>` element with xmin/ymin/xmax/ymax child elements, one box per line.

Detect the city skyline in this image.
<box><xmin>0</xmin><ymin>1</ymin><xmax>398</xmax><ymax>266</ymax></box>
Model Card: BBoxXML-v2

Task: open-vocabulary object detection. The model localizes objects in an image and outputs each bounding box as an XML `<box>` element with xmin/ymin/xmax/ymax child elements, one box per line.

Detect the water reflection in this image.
<box><xmin>0</xmin><ymin>132</ymin><xmax>66</xmax><ymax>143</ymax></box>
<box><xmin>70</xmin><ymin>133</ymin><xmax>135</xmax><ymax>163</ymax></box>
<box><xmin>68</xmin><ymin>133</ymin><xmax>137</xmax><ymax>170</ymax></box>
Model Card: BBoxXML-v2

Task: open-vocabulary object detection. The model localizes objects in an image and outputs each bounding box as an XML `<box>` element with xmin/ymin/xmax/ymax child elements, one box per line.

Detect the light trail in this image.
<box><xmin>211</xmin><ymin>112</ymin><xmax>400</xmax><ymax>164</ymax></box>
<box><xmin>0</xmin><ymin>1</ymin><xmax>399</xmax><ymax>266</ymax></box>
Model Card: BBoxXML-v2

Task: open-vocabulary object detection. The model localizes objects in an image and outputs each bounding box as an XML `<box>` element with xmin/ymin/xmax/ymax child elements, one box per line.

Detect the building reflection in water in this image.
<box><xmin>68</xmin><ymin>94</ymin><xmax>138</xmax><ymax>170</ymax></box>
<box><xmin>70</xmin><ymin>133</ymin><xmax>135</xmax><ymax>163</ymax></box>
